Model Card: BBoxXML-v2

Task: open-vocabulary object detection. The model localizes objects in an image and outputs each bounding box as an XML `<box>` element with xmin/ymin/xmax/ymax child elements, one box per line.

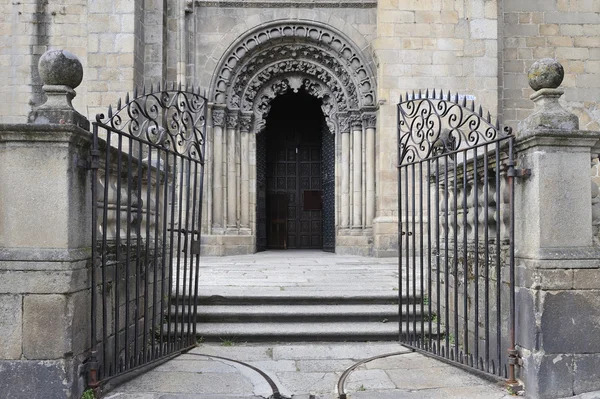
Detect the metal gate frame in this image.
<box><xmin>397</xmin><ymin>90</ymin><xmax>518</xmax><ymax>384</ymax></box>
<box><xmin>88</xmin><ymin>84</ymin><xmax>207</xmax><ymax>388</ymax></box>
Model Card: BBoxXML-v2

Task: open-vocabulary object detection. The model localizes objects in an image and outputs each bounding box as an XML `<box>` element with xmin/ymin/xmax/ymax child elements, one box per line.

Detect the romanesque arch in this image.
<box><xmin>207</xmin><ymin>20</ymin><xmax>378</xmax><ymax>251</ymax></box>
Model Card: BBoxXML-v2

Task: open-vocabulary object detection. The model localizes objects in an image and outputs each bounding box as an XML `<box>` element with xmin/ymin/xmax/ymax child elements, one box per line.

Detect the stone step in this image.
<box><xmin>171</xmin><ymin>304</ymin><xmax>426</xmax><ymax>322</ymax></box>
<box><xmin>171</xmin><ymin>291</ymin><xmax>420</xmax><ymax>305</ymax></box>
<box><xmin>173</xmin><ymin>321</ymin><xmax>439</xmax><ymax>342</ymax></box>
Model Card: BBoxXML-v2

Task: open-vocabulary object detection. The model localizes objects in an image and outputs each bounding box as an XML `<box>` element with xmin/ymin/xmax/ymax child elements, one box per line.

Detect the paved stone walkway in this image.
<box><xmin>180</xmin><ymin>250</ymin><xmax>402</xmax><ymax>296</ymax></box>
<box><xmin>106</xmin><ymin>342</ymin><xmax>513</xmax><ymax>399</ymax></box>
<box><xmin>106</xmin><ymin>252</ymin><xmax>511</xmax><ymax>398</ymax></box>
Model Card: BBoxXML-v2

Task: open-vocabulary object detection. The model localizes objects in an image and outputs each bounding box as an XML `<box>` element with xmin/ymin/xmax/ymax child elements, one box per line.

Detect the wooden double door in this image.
<box><xmin>266</xmin><ymin>127</ymin><xmax>323</xmax><ymax>249</ymax></box>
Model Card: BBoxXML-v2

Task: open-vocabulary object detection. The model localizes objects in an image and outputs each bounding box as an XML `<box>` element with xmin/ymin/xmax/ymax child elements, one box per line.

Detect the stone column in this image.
<box><xmin>211</xmin><ymin>107</ymin><xmax>225</xmax><ymax>232</ymax></box>
<box><xmin>226</xmin><ymin>111</ymin><xmax>238</xmax><ymax>232</ymax></box>
<box><xmin>515</xmin><ymin>59</ymin><xmax>600</xmax><ymax>398</ymax></box>
<box><xmin>340</xmin><ymin>116</ymin><xmax>351</xmax><ymax>230</ymax></box>
<box><xmin>364</xmin><ymin>114</ymin><xmax>376</xmax><ymax>230</ymax></box>
<box><xmin>351</xmin><ymin>115</ymin><xmax>363</xmax><ymax>231</ymax></box>
<box><xmin>239</xmin><ymin>113</ymin><xmax>252</xmax><ymax>233</ymax></box>
<box><xmin>0</xmin><ymin>50</ymin><xmax>92</xmax><ymax>398</ymax></box>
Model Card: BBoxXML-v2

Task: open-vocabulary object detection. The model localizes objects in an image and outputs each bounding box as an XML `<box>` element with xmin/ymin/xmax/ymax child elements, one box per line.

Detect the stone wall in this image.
<box><xmin>373</xmin><ymin>0</ymin><xmax>501</xmax><ymax>256</ymax></box>
<box><xmin>501</xmin><ymin>0</ymin><xmax>600</xmax><ymax>130</ymax></box>
<box><xmin>0</xmin><ymin>0</ymin><xmax>172</xmax><ymax>124</ymax></box>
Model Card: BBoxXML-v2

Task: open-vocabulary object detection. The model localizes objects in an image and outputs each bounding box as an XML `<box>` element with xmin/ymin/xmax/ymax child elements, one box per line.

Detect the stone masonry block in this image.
<box><xmin>573</xmin><ymin>354</ymin><xmax>600</xmax><ymax>394</ymax></box>
<box><xmin>23</xmin><ymin>294</ymin><xmax>69</xmax><ymax>359</ymax></box>
<box><xmin>0</xmin><ymin>360</ymin><xmax>72</xmax><ymax>399</ymax></box>
<box><xmin>470</xmin><ymin>19</ymin><xmax>497</xmax><ymax>39</ymax></box>
<box><xmin>0</xmin><ymin>295</ymin><xmax>22</xmax><ymax>359</ymax></box>
<box><xmin>541</xmin><ymin>290</ymin><xmax>600</xmax><ymax>353</ymax></box>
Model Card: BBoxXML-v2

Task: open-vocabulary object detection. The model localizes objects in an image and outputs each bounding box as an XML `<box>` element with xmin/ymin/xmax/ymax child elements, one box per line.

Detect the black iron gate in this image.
<box><xmin>397</xmin><ymin>90</ymin><xmax>518</xmax><ymax>383</ymax></box>
<box><xmin>88</xmin><ymin>84</ymin><xmax>207</xmax><ymax>387</ymax></box>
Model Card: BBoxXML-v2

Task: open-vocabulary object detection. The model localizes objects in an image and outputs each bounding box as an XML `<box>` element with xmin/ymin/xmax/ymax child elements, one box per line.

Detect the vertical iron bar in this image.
<box><xmin>405</xmin><ymin>162</ymin><xmax>410</xmax><ymax>343</ymax></box>
<box><xmin>188</xmin><ymin>158</ymin><xmax>200</xmax><ymax>346</ymax></box>
<box><xmin>175</xmin><ymin>152</ymin><xmax>186</xmax><ymax>349</ymax></box>
<box><xmin>435</xmin><ymin>156</ymin><xmax>441</xmax><ymax>354</ymax></box>
<box><xmin>419</xmin><ymin>161</ymin><xmax>425</xmax><ymax>348</ymax></box>
<box><xmin>410</xmin><ymin>163</ymin><xmax>417</xmax><ymax>345</ymax></box>
<box><xmin>151</xmin><ymin>147</ymin><xmax>162</xmax><ymax>359</ymax></box>
<box><xmin>484</xmin><ymin>144</ymin><xmax>490</xmax><ymax>372</ymax></box>
<box><xmin>453</xmin><ymin>152</ymin><xmax>459</xmax><ymax>361</ymax></box>
<box><xmin>473</xmin><ymin>146</ymin><xmax>480</xmax><ymax>369</ymax></box>
<box><xmin>444</xmin><ymin>154</ymin><xmax>450</xmax><ymax>358</ymax></box>
<box><xmin>427</xmin><ymin>159</ymin><xmax>432</xmax><ymax>351</ymax></box>
<box><xmin>134</xmin><ymin>140</ymin><xmax>144</xmax><ymax>366</ymax></box>
<box><xmin>142</xmin><ymin>148</ymin><xmax>153</xmax><ymax>363</ymax></box>
<box><xmin>507</xmin><ymin>137</ymin><xmax>517</xmax><ymax>385</ymax></box>
<box><xmin>89</xmin><ymin>124</ymin><xmax>100</xmax><ymax>386</ymax></box>
<box><xmin>167</xmin><ymin>155</ymin><xmax>178</xmax><ymax>352</ymax></box>
<box><xmin>100</xmin><ymin>130</ymin><xmax>111</xmax><ymax>377</ymax></box>
<box><xmin>462</xmin><ymin>149</ymin><xmax>468</xmax><ymax>362</ymax></box>
<box><xmin>124</xmin><ymin>136</ymin><xmax>134</xmax><ymax>370</ymax></box>
<box><xmin>114</xmin><ymin>134</ymin><xmax>123</xmax><ymax>373</ymax></box>
<box><xmin>182</xmin><ymin>158</ymin><xmax>193</xmax><ymax>345</ymax></box>
<box><xmin>159</xmin><ymin>151</ymin><xmax>170</xmax><ymax>356</ymax></box>
<box><xmin>495</xmin><ymin>143</ymin><xmax>502</xmax><ymax>375</ymax></box>
<box><xmin>398</xmin><ymin>163</ymin><xmax>403</xmax><ymax>341</ymax></box>
<box><xmin>192</xmin><ymin>158</ymin><xmax>203</xmax><ymax>341</ymax></box>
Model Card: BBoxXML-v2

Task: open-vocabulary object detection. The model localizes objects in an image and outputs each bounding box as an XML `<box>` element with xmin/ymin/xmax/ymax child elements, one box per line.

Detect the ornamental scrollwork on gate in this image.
<box><xmin>397</xmin><ymin>89</ymin><xmax>512</xmax><ymax>166</ymax></box>
<box><xmin>96</xmin><ymin>83</ymin><xmax>208</xmax><ymax>162</ymax></box>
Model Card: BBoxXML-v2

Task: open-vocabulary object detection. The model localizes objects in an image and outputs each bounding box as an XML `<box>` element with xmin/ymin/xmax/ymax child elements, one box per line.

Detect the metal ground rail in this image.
<box><xmin>87</xmin><ymin>84</ymin><xmax>207</xmax><ymax>388</ymax></box>
<box><xmin>397</xmin><ymin>89</ymin><xmax>519</xmax><ymax>384</ymax></box>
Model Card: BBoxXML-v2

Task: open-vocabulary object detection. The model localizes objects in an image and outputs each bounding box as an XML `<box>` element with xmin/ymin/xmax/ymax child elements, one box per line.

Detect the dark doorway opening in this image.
<box><xmin>256</xmin><ymin>90</ymin><xmax>334</xmax><ymax>251</ymax></box>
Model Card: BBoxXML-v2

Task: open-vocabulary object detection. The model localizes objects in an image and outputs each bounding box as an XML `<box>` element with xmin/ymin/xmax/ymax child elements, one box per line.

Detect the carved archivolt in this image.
<box><xmin>252</xmin><ymin>73</ymin><xmax>339</xmax><ymax>134</ymax></box>
<box><xmin>240</xmin><ymin>59</ymin><xmax>352</xmax><ymax>112</ymax></box>
<box><xmin>210</xmin><ymin>21</ymin><xmax>377</xmax><ymax>134</ymax></box>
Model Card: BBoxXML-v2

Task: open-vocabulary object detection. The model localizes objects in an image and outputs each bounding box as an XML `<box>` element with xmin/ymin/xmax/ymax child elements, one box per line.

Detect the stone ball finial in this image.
<box><xmin>38</xmin><ymin>49</ymin><xmax>83</xmax><ymax>89</ymax></box>
<box><xmin>527</xmin><ymin>58</ymin><xmax>564</xmax><ymax>91</ymax></box>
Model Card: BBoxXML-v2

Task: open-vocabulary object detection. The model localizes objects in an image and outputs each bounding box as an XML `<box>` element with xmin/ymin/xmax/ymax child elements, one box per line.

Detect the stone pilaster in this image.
<box><xmin>515</xmin><ymin>59</ymin><xmax>600</xmax><ymax>398</ymax></box>
<box><xmin>0</xmin><ymin>50</ymin><xmax>92</xmax><ymax>399</ymax></box>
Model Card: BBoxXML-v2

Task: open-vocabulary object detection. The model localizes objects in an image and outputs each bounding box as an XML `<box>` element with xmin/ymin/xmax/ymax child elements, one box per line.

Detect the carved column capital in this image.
<box><xmin>226</xmin><ymin>112</ymin><xmax>239</xmax><ymax>129</ymax></box>
<box><xmin>350</xmin><ymin>113</ymin><xmax>362</xmax><ymax>129</ymax></box>
<box><xmin>363</xmin><ymin>113</ymin><xmax>377</xmax><ymax>129</ymax></box>
<box><xmin>212</xmin><ymin>109</ymin><xmax>225</xmax><ymax>127</ymax></box>
<box><xmin>239</xmin><ymin>114</ymin><xmax>253</xmax><ymax>133</ymax></box>
<box><xmin>338</xmin><ymin>114</ymin><xmax>351</xmax><ymax>134</ymax></box>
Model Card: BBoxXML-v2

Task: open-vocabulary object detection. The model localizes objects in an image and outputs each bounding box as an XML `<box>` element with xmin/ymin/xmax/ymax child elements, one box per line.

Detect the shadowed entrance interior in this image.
<box><xmin>256</xmin><ymin>90</ymin><xmax>332</xmax><ymax>250</ymax></box>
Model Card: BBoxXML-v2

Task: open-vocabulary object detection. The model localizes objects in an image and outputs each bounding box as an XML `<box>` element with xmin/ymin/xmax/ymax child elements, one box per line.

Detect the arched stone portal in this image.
<box><xmin>205</xmin><ymin>20</ymin><xmax>378</xmax><ymax>255</ymax></box>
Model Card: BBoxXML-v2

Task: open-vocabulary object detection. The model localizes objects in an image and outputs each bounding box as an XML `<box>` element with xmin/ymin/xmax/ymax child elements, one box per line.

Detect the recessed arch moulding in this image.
<box><xmin>204</xmin><ymin>20</ymin><xmax>379</xmax><ymax>255</ymax></box>
<box><xmin>210</xmin><ymin>21</ymin><xmax>378</xmax><ymax>133</ymax></box>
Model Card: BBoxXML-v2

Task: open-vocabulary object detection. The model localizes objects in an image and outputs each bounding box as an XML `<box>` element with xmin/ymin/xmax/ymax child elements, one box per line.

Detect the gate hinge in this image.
<box><xmin>507</xmin><ymin>168</ymin><xmax>531</xmax><ymax>179</ymax></box>
<box><xmin>507</xmin><ymin>348</ymin><xmax>522</xmax><ymax>366</ymax></box>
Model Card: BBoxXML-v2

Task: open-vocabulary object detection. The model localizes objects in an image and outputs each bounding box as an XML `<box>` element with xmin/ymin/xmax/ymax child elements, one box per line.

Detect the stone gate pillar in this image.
<box><xmin>0</xmin><ymin>50</ymin><xmax>92</xmax><ymax>398</ymax></box>
<box><xmin>515</xmin><ymin>59</ymin><xmax>600</xmax><ymax>398</ymax></box>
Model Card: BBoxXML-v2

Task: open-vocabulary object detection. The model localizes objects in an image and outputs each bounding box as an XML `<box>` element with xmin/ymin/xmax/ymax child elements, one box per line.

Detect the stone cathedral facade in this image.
<box><xmin>2</xmin><ymin>0</ymin><xmax>600</xmax><ymax>256</ymax></box>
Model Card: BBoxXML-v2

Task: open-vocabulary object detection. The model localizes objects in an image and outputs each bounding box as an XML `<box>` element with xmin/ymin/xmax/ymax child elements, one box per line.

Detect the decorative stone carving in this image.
<box><xmin>350</xmin><ymin>114</ymin><xmax>362</xmax><ymax>129</ymax></box>
<box><xmin>338</xmin><ymin>115</ymin><xmax>351</xmax><ymax>133</ymax></box>
<box><xmin>212</xmin><ymin>21</ymin><xmax>376</xmax><ymax>108</ymax></box>
<box><xmin>363</xmin><ymin>114</ymin><xmax>376</xmax><ymax>129</ymax></box>
<box><xmin>239</xmin><ymin>114</ymin><xmax>252</xmax><ymax>132</ymax></box>
<box><xmin>251</xmin><ymin>73</ymin><xmax>340</xmax><ymax>135</ymax></box>
<box><xmin>240</xmin><ymin>59</ymin><xmax>351</xmax><ymax>112</ymax></box>
<box><xmin>212</xmin><ymin>109</ymin><xmax>225</xmax><ymax>127</ymax></box>
<box><xmin>226</xmin><ymin>112</ymin><xmax>239</xmax><ymax>129</ymax></box>
<box><xmin>230</xmin><ymin>44</ymin><xmax>359</xmax><ymax>109</ymax></box>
